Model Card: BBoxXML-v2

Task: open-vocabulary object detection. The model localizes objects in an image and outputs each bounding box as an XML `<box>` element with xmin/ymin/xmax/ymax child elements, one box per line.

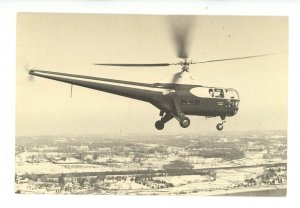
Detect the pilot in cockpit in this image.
<box><xmin>209</xmin><ymin>89</ymin><xmax>214</xmax><ymax>97</ymax></box>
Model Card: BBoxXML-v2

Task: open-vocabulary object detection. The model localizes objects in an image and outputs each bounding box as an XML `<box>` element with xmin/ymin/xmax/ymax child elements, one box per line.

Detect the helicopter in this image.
<box><xmin>28</xmin><ymin>52</ymin><xmax>274</xmax><ymax>131</ymax></box>
<box><xmin>28</xmin><ymin>21</ymin><xmax>275</xmax><ymax>131</ymax></box>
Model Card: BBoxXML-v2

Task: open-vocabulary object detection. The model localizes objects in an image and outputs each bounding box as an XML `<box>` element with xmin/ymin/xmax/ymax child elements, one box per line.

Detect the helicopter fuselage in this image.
<box><xmin>29</xmin><ymin>69</ymin><xmax>239</xmax><ymax>130</ymax></box>
<box><xmin>150</xmin><ymin>83</ymin><xmax>239</xmax><ymax>120</ymax></box>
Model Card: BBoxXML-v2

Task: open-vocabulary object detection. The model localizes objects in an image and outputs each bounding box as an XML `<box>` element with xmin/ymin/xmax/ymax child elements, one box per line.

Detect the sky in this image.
<box><xmin>16</xmin><ymin>13</ymin><xmax>288</xmax><ymax>136</ymax></box>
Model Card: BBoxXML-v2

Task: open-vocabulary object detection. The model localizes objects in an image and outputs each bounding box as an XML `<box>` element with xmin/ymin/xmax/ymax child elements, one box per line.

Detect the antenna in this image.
<box><xmin>70</xmin><ymin>84</ymin><xmax>73</xmax><ymax>98</ymax></box>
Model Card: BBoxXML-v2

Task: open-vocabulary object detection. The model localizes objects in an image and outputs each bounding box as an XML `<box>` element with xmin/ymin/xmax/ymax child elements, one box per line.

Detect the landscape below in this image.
<box><xmin>15</xmin><ymin>131</ymin><xmax>287</xmax><ymax>196</ymax></box>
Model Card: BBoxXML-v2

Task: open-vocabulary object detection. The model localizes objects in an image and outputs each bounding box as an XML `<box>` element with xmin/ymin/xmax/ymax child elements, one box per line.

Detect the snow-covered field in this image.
<box><xmin>16</xmin><ymin>163</ymin><xmax>112</xmax><ymax>175</ymax></box>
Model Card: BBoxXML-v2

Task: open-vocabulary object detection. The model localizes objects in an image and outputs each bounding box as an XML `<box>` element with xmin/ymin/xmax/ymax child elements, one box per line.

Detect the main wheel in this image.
<box><xmin>180</xmin><ymin>117</ymin><xmax>190</xmax><ymax>128</ymax></box>
<box><xmin>216</xmin><ymin>123</ymin><xmax>223</xmax><ymax>131</ymax></box>
<box><xmin>155</xmin><ymin>120</ymin><xmax>164</xmax><ymax>130</ymax></box>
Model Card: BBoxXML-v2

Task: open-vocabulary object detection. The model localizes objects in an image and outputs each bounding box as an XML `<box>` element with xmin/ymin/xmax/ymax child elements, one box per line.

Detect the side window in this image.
<box><xmin>214</xmin><ymin>89</ymin><xmax>224</xmax><ymax>98</ymax></box>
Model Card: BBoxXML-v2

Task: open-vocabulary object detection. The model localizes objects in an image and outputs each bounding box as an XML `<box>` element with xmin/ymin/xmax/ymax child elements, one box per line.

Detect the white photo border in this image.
<box><xmin>1</xmin><ymin>0</ymin><xmax>299</xmax><ymax>208</ymax></box>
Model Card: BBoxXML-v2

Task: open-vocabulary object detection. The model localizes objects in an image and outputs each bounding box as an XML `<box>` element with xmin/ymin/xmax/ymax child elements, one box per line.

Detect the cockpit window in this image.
<box><xmin>190</xmin><ymin>87</ymin><xmax>239</xmax><ymax>99</ymax></box>
<box><xmin>214</xmin><ymin>89</ymin><xmax>224</xmax><ymax>98</ymax></box>
<box><xmin>225</xmin><ymin>89</ymin><xmax>237</xmax><ymax>99</ymax></box>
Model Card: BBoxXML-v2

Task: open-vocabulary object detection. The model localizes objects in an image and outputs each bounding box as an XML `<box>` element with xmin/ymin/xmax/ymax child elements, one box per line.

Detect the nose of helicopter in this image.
<box><xmin>226</xmin><ymin>99</ymin><xmax>239</xmax><ymax>117</ymax></box>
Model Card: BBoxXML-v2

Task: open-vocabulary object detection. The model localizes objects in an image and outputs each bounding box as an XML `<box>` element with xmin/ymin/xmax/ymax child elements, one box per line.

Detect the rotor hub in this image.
<box><xmin>180</xmin><ymin>59</ymin><xmax>192</xmax><ymax>72</ymax></box>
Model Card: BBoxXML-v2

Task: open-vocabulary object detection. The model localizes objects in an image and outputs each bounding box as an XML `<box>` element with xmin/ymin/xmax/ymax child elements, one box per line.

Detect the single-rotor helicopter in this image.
<box><xmin>28</xmin><ymin>22</ymin><xmax>275</xmax><ymax>131</ymax></box>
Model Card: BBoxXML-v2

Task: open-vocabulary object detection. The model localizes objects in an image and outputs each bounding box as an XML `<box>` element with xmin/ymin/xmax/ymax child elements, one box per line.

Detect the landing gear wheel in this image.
<box><xmin>155</xmin><ymin>120</ymin><xmax>164</xmax><ymax>130</ymax></box>
<box><xmin>216</xmin><ymin>123</ymin><xmax>223</xmax><ymax>131</ymax></box>
<box><xmin>180</xmin><ymin>117</ymin><xmax>190</xmax><ymax>128</ymax></box>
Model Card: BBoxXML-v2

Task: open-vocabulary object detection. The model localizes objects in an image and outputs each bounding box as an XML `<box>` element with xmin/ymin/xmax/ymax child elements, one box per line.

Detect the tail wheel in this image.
<box><xmin>155</xmin><ymin>120</ymin><xmax>164</xmax><ymax>130</ymax></box>
<box><xmin>216</xmin><ymin>123</ymin><xmax>223</xmax><ymax>131</ymax></box>
<box><xmin>180</xmin><ymin>117</ymin><xmax>190</xmax><ymax>128</ymax></box>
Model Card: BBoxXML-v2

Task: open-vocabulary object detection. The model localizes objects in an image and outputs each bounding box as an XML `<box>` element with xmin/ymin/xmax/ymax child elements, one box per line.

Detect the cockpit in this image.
<box><xmin>210</xmin><ymin>88</ymin><xmax>240</xmax><ymax>113</ymax></box>
<box><xmin>208</xmin><ymin>88</ymin><xmax>239</xmax><ymax>99</ymax></box>
<box><xmin>189</xmin><ymin>86</ymin><xmax>240</xmax><ymax>116</ymax></box>
<box><xmin>190</xmin><ymin>87</ymin><xmax>239</xmax><ymax>100</ymax></box>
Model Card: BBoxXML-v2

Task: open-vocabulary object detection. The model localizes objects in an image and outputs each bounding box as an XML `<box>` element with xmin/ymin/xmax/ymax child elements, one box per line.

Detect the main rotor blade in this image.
<box><xmin>193</xmin><ymin>53</ymin><xmax>278</xmax><ymax>64</ymax></box>
<box><xmin>94</xmin><ymin>63</ymin><xmax>173</xmax><ymax>67</ymax></box>
<box><xmin>170</xmin><ymin>16</ymin><xmax>195</xmax><ymax>59</ymax></box>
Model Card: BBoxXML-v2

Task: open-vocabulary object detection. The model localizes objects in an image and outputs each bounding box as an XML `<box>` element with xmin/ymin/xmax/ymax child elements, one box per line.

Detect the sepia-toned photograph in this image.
<box><xmin>15</xmin><ymin>13</ymin><xmax>288</xmax><ymax>196</ymax></box>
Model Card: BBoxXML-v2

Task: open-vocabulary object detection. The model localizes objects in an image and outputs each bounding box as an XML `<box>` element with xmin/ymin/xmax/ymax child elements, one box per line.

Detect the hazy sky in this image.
<box><xmin>16</xmin><ymin>13</ymin><xmax>288</xmax><ymax>136</ymax></box>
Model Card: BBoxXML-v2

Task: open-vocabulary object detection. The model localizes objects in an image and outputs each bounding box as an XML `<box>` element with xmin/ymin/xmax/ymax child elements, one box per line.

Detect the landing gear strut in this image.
<box><xmin>216</xmin><ymin>116</ymin><xmax>226</xmax><ymax>131</ymax></box>
<box><xmin>171</xmin><ymin>96</ymin><xmax>191</xmax><ymax>129</ymax></box>
<box><xmin>155</xmin><ymin>111</ymin><xmax>173</xmax><ymax>130</ymax></box>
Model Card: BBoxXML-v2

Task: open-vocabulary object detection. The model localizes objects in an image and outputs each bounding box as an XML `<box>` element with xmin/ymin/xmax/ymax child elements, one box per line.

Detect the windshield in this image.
<box><xmin>190</xmin><ymin>87</ymin><xmax>239</xmax><ymax>99</ymax></box>
<box><xmin>225</xmin><ymin>89</ymin><xmax>239</xmax><ymax>99</ymax></box>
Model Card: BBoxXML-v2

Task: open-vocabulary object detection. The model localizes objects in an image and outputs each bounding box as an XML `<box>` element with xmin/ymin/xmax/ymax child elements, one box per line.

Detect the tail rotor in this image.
<box><xmin>24</xmin><ymin>65</ymin><xmax>35</xmax><ymax>81</ymax></box>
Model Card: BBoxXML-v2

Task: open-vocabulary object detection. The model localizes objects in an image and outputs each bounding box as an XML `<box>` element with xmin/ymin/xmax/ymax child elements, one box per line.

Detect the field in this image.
<box><xmin>15</xmin><ymin>131</ymin><xmax>287</xmax><ymax>196</ymax></box>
